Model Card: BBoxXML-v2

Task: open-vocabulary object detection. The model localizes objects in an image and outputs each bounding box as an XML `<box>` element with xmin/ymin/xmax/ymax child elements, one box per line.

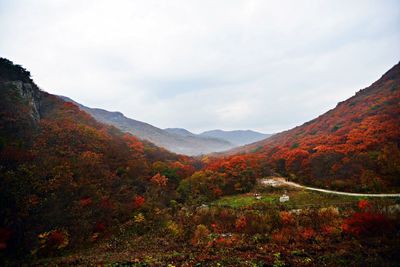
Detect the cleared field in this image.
<box><xmin>212</xmin><ymin>188</ymin><xmax>399</xmax><ymax>209</ymax></box>
<box><xmin>213</xmin><ymin>193</ymin><xmax>277</xmax><ymax>208</ymax></box>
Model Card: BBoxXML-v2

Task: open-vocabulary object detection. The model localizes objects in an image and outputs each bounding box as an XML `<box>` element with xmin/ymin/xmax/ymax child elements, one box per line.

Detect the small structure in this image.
<box><xmin>279</xmin><ymin>191</ymin><xmax>290</xmax><ymax>203</ymax></box>
<box><xmin>254</xmin><ymin>193</ymin><xmax>262</xmax><ymax>200</ymax></box>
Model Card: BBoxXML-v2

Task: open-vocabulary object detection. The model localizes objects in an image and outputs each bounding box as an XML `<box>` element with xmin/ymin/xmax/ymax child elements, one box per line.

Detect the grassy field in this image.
<box><xmin>212</xmin><ymin>187</ymin><xmax>399</xmax><ymax>209</ymax></box>
<box><xmin>213</xmin><ymin>193</ymin><xmax>278</xmax><ymax>208</ymax></box>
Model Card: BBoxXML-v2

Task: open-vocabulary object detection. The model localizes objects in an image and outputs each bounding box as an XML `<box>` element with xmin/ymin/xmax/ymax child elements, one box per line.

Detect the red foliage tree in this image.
<box><xmin>133</xmin><ymin>195</ymin><xmax>145</xmax><ymax>209</ymax></box>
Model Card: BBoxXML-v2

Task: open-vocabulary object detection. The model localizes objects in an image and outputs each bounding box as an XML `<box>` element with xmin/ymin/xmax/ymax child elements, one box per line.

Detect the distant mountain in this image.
<box><xmin>164</xmin><ymin>128</ymin><xmax>196</xmax><ymax>137</ymax></box>
<box><xmin>165</xmin><ymin>128</ymin><xmax>272</xmax><ymax>146</ymax></box>
<box><xmin>59</xmin><ymin>97</ymin><xmax>234</xmax><ymax>156</ymax></box>
<box><xmin>200</xmin><ymin>129</ymin><xmax>272</xmax><ymax>146</ymax></box>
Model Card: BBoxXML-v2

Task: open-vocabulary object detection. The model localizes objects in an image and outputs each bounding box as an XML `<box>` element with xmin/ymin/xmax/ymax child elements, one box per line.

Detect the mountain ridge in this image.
<box><xmin>59</xmin><ymin>96</ymin><xmax>234</xmax><ymax>156</ymax></box>
<box><xmin>164</xmin><ymin>128</ymin><xmax>271</xmax><ymax>146</ymax></box>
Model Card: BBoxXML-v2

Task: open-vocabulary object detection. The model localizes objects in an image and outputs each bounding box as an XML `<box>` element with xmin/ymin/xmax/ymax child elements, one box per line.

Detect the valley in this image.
<box><xmin>1</xmin><ymin>0</ymin><xmax>400</xmax><ymax>265</ymax></box>
<box><xmin>0</xmin><ymin>58</ymin><xmax>399</xmax><ymax>266</ymax></box>
<box><xmin>61</xmin><ymin>96</ymin><xmax>270</xmax><ymax>156</ymax></box>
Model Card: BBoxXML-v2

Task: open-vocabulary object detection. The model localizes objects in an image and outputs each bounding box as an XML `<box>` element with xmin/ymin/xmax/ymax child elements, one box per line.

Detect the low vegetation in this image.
<box><xmin>29</xmin><ymin>197</ymin><xmax>400</xmax><ymax>266</ymax></box>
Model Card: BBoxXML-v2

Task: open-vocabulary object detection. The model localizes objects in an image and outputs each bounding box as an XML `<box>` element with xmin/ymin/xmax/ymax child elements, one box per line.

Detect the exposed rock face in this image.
<box><xmin>9</xmin><ymin>81</ymin><xmax>41</xmax><ymax>123</ymax></box>
<box><xmin>0</xmin><ymin>58</ymin><xmax>43</xmax><ymax>142</ymax></box>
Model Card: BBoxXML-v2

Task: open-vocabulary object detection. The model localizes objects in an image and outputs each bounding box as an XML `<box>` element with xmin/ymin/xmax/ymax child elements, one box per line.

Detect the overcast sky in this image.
<box><xmin>1</xmin><ymin>0</ymin><xmax>399</xmax><ymax>133</ymax></box>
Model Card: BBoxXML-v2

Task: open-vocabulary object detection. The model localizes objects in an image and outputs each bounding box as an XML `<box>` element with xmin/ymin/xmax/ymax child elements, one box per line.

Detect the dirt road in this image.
<box><xmin>260</xmin><ymin>178</ymin><xmax>400</xmax><ymax>197</ymax></box>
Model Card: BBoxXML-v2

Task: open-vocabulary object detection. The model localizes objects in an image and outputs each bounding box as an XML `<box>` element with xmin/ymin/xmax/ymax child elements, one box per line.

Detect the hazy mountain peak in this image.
<box><xmin>164</xmin><ymin>128</ymin><xmax>196</xmax><ymax>137</ymax></box>
<box><xmin>57</xmin><ymin>97</ymin><xmax>235</xmax><ymax>155</ymax></box>
<box><xmin>200</xmin><ymin>129</ymin><xmax>272</xmax><ymax>146</ymax></box>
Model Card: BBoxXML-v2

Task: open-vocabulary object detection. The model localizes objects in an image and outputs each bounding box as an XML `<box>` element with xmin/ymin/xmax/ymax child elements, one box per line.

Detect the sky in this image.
<box><xmin>0</xmin><ymin>0</ymin><xmax>399</xmax><ymax>134</ymax></box>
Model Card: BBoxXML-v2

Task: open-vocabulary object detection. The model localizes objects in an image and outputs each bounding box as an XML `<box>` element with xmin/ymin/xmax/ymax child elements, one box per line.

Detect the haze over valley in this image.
<box><xmin>60</xmin><ymin>96</ymin><xmax>270</xmax><ymax>155</ymax></box>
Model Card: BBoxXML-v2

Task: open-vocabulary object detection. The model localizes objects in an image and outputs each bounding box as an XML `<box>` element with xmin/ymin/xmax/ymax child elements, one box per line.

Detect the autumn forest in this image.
<box><xmin>0</xmin><ymin>56</ymin><xmax>399</xmax><ymax>266</ymax></box>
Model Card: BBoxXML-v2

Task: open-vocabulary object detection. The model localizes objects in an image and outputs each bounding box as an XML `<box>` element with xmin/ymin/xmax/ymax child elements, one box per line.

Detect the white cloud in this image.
<box><xmin>0</xmin><ymin>0</ymin><xmax>399</xmax><ymax>133</ymax></box>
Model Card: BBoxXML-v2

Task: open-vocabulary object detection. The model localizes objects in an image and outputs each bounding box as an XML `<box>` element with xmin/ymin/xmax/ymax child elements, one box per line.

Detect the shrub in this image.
<box><xmin>36</xmin><ymin>229</ymin><xmax>69</xmax><ymax>255</ymax></box>
<box><xmin>320</xmin><ymin>225</ymin><xmax>340</xmax><ymax>236</ymax></box>
<box><xmin>358</xmin><ymin>199</ymin><xmax>370</xmax><ymax>210</ymax></box>
<box><xmin>299</xmin><ymin>227</ymin><xmax>315</xmax><ymax>241</ymax></box>
<box><xmin>235</xmin><ymin>215</ymin><xmax>247</xmax><ymax>232</ymax></box>
<box><xmin>217</xmin><ymin>208</ymin><xmax>236</xmax><ymax>231</ymax></box>
<box><xmin>191</xmin><ymin>224</ymin><xmax>210</xmax><ymax>246</ymax></box>
<box><xmin>133</xmin><ymin>195</ymin><xmax>145</xmax><ymax>209</ymax></box>
<box><xmin>342</xmin><ymin>211</ymin><xmax>393</xmax><ymax>236</ymax></box>
<box><xmin>134</xmin><ymin>213</ymin><xmax>145</xmax><ymax>223</ymax></box>
<box><xmin>272</xmin><ymin>228</ymin><xmax>292</xmax><ymax>244</ymax></box>
<box><xmin>279</xmin><ymin>211</ymin><xmax>295</xmax><ymax>226</ymax></box>
<box><xmin>316</xmin><ymin>207</ymin><xmax>340</xmax><ymax>228</ymax></box>
<box><xmin>79</xmin><ymin>196</ymin><xmax>92</xmax><ymax>207</ymax></box>
<box><xmin>242</xmin><ymin>211</ymin><xmax>272</xmax><ymax>234</ymax></box>
<box><xmin>166</xmin><ymin>220</ymin><xmax>181</xmax><ymax>238</ymax></box>
<box><xmin>342</xmin><ymin>199</ymin><xmax>394</xmax><ymax>236</ymax></box>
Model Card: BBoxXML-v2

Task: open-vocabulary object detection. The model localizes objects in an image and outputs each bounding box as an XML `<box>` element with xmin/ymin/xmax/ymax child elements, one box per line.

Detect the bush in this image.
<box><xmin>165</xmin><ymin>220</ymin><xmax>182</xmax><ymax>238</ymax></box>
<box><xmin>36</xmin><ymin>229</ymin><xmax>69</xmax><ymax>256</ymax></box>
<box><xmin>191</xmin><ymin>224</ymin><xmax>210</xmax><ymax>246</ymax></box>
<box><xmin>342</xmin><ymin>211</ymin><xmax>393</xmax><ymax>236</ymax></box>
<box><xmin>240</xmin><ymin>211</ymin><xmax>272</xmax><ymax>235</ymax></box>
<box><xmin>235</xmin><ymin>216</ymin><xmax>247</xmax><ymax>232</ymax></box>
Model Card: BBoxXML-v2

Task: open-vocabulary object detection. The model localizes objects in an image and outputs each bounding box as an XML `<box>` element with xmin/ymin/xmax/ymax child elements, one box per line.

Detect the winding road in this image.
<box><xmin>260</xmin><ymin>178</ymin><xmax>400</xmax><ymax>197</ymax></box>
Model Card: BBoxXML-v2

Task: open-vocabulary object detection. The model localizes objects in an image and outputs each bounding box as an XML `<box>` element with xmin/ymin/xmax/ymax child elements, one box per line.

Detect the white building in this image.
<box><xmin>279</xmin><ymin>194</ymin><xmax>289</xmax><ymax>202</ymax></box>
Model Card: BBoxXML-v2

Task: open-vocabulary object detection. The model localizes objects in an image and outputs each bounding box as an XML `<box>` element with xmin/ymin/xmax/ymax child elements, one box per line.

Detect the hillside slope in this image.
<box><xmin>60</xmin><ymin>97</ymin><xmax>234</xmax><ymax>156</ymax></box>
<box><xmin>0</xmin><ymin>58</ymin><xmax>197</xmax><ymax>257</ymax></box>
<box><xmin>226</xmin><ymin>62</ymin><xmax>400</xmax><ymax>192</ymax></box>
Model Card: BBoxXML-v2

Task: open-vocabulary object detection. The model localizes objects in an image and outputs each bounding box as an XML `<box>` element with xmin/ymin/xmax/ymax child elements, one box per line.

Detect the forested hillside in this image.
<box><xmin>0</xmin><ymin>58</ymin><xmax>197</xmax><ymax>258</ymax></box>
<box><xmin>225</xmin><ymin>62</ymin><xmax>400</xmax><ymax>192</ymax></box>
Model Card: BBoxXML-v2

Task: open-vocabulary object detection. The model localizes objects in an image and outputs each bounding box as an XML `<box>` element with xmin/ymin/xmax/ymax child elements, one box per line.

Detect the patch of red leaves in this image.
<box><xmin>342</xmin><ymin>211</ymin><xmax>393</xmax><ymax>236</ymax></box>
<box><xmin>133</xmin><ymin>195</ymin><xmax>145</xmax><ymax>209</ymax></box>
